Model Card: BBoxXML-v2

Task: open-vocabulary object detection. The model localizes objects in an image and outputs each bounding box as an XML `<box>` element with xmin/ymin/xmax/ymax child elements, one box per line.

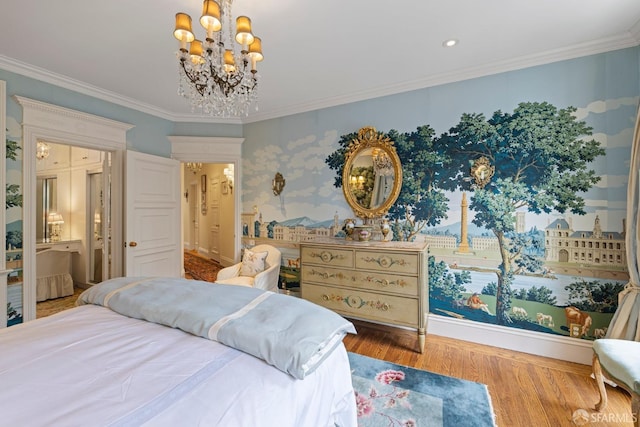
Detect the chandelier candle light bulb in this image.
<box><xmin>173</xmin><ymin>0</ymin><xmax>264</xmax><ymax>117</ymax></box>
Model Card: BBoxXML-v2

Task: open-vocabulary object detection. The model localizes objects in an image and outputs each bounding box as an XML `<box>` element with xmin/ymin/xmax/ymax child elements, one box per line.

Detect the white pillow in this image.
<box><xmin>239</xmin><ymin>249</ymin><xmax>268</xmax><ymax>277</ymax></box>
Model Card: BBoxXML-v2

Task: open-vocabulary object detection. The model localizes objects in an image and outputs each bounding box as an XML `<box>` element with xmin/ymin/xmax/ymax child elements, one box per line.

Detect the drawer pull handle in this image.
<box><xmin>322</xmin><ymin>294</ymin><xmax>329</xmax><ymax>301</ymax></box>
<box><xmin>381</xmin><ymin>303</ymin><xmax>390</xmax><ymax>311</ymax></box>
<box><xmin>381</xmin><ymin>279</ymin><xmax>389</xmax><ymax>287</ymax></box>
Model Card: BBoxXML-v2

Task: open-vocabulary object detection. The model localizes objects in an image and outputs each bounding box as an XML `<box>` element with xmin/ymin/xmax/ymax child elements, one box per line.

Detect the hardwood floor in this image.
<box><xmin>343</xmin><ymin>319</ymin><xmax>635</xmax><ymax>427</ymax></box>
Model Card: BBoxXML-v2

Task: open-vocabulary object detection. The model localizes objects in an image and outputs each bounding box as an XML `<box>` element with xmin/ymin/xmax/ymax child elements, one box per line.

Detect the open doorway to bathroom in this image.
<box><xmin>35</xmin><ymin>143</ymin><xmax>111</xmax><ymax>318</ymax></box>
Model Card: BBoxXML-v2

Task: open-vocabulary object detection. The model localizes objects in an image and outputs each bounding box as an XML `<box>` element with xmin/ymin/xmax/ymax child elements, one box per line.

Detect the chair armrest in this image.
<box><xmin>252</xmin><ymin>263</ymin><xmax>281</xmax><ymax>292</ymax></box>
<box><xmin>216</xmin><ymin>263</ymin><xmax>241</xmax><ymax>281</ymax></box>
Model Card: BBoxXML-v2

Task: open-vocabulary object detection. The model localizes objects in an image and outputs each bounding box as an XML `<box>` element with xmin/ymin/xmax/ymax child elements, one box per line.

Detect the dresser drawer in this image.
<box><xmin>302</xmin><ymin>283</ymin><xmax>419</xmax><ymax>327</ymax></box>
<box><xmin>302</xmin><ymin>265</ymin><xmax>418</xmax><ymax>296</ymax></box>
<box><xmin>355</xmin><ymin>250</ymin><xmax>419</xmax><ymax>275</ymax></box>
<box><xmin>301</xmin><ymin>246</ymin><xmax>353</xmax><ymax>268</ymax></box>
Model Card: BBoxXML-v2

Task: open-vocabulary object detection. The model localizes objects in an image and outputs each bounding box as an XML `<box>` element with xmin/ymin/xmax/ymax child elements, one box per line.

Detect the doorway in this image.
<box><xmin>181</xmin><ymin>162</ymin><xmax>233</xmax><ymax>267</ymax></box>
<box><xmin>34</xmin><ymin>142</ymin><xmax>111</xmax><ymax>318</ymax></box>
<box><xmin>15</xmin><ymin>95</ymin><xmax>130</xmax><ymax>324</ymax></box>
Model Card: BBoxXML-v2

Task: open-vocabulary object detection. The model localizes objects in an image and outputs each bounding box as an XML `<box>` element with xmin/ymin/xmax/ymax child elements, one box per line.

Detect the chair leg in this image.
<box><xmin>592</xmin><ymin>353</ymin><xmax>608</xmax><ymax>412</ymax></box>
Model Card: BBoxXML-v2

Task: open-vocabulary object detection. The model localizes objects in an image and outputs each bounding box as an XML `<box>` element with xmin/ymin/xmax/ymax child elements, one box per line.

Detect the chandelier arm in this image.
<box><xmin>179</xmin><ymin>60</ymin><xmax>210</xmax><ymax>96</ymax></box>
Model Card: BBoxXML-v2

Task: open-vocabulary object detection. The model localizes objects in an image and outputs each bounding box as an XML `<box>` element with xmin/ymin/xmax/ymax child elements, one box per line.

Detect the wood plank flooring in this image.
<box><xmin>343</xmin><ymin>319</ymin><xmax>635</xmax><ymax>427</ymax></box>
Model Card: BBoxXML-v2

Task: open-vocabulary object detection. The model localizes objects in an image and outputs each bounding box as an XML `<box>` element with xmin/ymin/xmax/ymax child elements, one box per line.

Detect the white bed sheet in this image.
<box><xmin>0</xmin><ymin>305</ymin><xmax>357</xmax><ymax>427</ymax></box>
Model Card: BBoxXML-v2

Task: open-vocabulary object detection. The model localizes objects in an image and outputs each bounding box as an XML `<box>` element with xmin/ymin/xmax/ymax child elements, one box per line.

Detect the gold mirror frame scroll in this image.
<box><xmin>342</xmin><ymin>126</ymin><xmax>403</xmax><ymax>220</ymax></box>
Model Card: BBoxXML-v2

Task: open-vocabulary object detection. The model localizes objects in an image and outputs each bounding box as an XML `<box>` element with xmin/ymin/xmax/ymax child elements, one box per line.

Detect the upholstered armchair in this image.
<box><xmin>215</xmin><ymin>244</ymin><xmax>282</xmax><ymax>292</ymax></box>
<box><xmin>592</xmin><ymin>338</ymin><xmax>640</xmax><ymax>426</ymax></box>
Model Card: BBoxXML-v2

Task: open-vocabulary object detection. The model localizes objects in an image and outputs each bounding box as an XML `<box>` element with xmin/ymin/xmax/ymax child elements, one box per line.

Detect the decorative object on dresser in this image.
<box><xmin>300</xmin><ymin>238</ymin><xmax>429</xmax><ymax>352</ymax></box>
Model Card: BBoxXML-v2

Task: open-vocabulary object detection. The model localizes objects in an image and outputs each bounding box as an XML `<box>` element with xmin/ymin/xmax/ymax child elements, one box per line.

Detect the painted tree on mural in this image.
<box><xmin>429</xmin><ymin>255</ymin><xmax>471</xmax><ymax>301</ymax></box>
<box><xmin>5</xmin><ymin>135</ymin><xmax>22</xmax><ymax>210</ymax></box>
<box><xmin>565</xmin><ymin>279</ymin><xmax>625</xmax><ymax>313</ymax></box>
<box><xmin>437</xmin><ymin>102</ymin><xmax>605</xmax><ymax>325</ymax></box>
<box><xmin>326</xmin><ymin>126</ymin><xmax>450</xmax><ymax>241</ymax></box>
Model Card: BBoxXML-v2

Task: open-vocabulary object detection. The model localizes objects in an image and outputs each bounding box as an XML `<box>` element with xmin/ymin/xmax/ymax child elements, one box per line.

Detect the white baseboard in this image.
<box><xmin>427</xmin><ymin>314</ymin><xmax>594</xmax><ymax>365</ymax></box>
<box><xmin>219</xmin><ymin>255</ymin><xmax>235</xmax><ymax>268</ymax></box>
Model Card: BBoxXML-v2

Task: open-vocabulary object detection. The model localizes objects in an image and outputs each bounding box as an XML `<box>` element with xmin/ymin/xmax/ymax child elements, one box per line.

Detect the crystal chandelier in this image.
<box><xmin>36</xmin><ymin>141</ymin><xmax>50</xmax><ymax>160</ymax></box>
<box><xmin>173</xmin><ymin>0</ymin><xmax>264</xmax><ymax>117</ymax></box>
<box><xmin>372</xmin><ymin>148</ymin><xmax>394</xmax><ymax>176</ymax></box>
<box><xmin>186</xmin><ymin>162</ymin><xmax>203</xmax><ymax>174</ymax></box>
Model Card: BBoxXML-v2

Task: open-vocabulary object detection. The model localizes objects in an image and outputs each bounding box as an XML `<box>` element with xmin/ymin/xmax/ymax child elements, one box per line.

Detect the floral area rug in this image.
<box><xmin>183</xmin><ymin>251</ymin><xmax>222</xmax><ymax>283</ymax></box>
<box><xmin>348</xmin><ymin>352</ymin><xmax>496</xmax><ymax>427</ymax></box>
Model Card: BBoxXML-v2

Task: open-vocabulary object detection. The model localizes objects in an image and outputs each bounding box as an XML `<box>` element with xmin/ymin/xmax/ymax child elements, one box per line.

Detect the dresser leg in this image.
<box><xmin>418</xmin><ymin>328</ymin><xmax>426</xmax><ymax>353</ymax></box>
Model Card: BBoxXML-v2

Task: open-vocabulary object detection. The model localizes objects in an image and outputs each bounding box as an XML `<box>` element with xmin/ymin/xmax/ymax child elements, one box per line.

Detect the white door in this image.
<box><xmin>125</xmin><ymin>151</ymin><xmax>181</xmax><ymax>277</ymax></box>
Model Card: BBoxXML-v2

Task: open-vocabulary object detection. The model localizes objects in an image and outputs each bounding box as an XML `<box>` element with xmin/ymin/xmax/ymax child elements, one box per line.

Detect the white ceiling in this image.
<box><xmin>1</xmin><ymin>1</ymin><xmax>639</xmax><ymax>124</ymax></box>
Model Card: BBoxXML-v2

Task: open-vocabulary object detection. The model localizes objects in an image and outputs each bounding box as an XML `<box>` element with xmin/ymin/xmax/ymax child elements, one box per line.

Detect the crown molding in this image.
<box><xmin>0</xmin><ymin>56</ymin><xmax>240</xmax><ymax>125</ymax></box>
<box><xmin>2</xmin><ymin>30</ymin><xmax>639</xmax><ymax>126</ymax></box>
<box><xmin>630</xmin><ymin>18</ymin><xmax>640</xmax><ymax>45</ymax></box>
<box><xmin>0</xmin><ymin>55</ymin><xmax>187</xmax><ymax>121</ymax></box>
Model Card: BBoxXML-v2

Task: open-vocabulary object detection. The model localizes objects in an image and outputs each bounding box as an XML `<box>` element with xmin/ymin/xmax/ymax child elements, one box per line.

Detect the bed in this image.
<box><xmin>0</xmin><ymin>277</ymin><xmax>358</xmax><ymax>426</ymax></box>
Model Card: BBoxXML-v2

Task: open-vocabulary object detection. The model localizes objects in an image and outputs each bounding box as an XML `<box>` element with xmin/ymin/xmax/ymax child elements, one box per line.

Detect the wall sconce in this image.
<box><xmin>47</xmin><ymin>212</ymin><xmax>64</xmax><ymax>242</ymax></box>
<box><xmin>272</xmin><ymin>172</ymin><xmax>285</xmax><ymax>196</ymax></box>
<box><xmin>470</xmin><ymin>156</ymin><xmax>494</xmax><ymax>189</ymax></box>
<box><xmin>224</xmin><ymin>166</ymin><xmax>234</xmax><ymax>192</ymax></box>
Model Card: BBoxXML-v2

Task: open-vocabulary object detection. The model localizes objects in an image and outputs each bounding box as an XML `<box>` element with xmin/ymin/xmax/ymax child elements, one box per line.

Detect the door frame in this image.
<box><xmin>15</xmin><ymin>96</ymin><xmax>131</xmax><ymax>322</ymax></box>
<box><xmin>169</xmin><ymin>136</ymin><xmax>243</xmax><ymax>265</ymax></box>
<box><xmin>0</xmin><ymin>81</ymin><xmax>6</xmax><ymax>327</ymax></box>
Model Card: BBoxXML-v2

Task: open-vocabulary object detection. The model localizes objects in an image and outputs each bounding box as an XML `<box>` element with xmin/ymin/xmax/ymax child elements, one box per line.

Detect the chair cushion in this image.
<box><xmin>239</xmin><ymin>249</ymin><xmax>268</xmax><ymax>277</ymax></box>
<box><xmin>593</xmin><ymin>339</ymin><xmax>640</xmax><ymax>394</ymax></box>
<box><xmin>215</xmin><ymin>276</ymin><xmax>255</xmax><ymax>287</ymax></box>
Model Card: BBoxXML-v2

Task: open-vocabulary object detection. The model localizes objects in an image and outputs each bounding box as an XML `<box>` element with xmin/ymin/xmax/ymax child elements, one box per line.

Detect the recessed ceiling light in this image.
<box><xmin>442</xmin><ymin>39</ymin><xmax>458</xmax><ymax>48</ymax></box>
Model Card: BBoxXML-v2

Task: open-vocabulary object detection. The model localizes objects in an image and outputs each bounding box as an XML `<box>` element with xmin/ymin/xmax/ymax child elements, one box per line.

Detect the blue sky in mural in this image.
<box><xmin>243</xmin><ymin>128</ymin><xmax>354</xmax><ymax>223</ymax></box>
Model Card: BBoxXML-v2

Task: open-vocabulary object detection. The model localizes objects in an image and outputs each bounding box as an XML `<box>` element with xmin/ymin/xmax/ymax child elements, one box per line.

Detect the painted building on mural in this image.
<box><xmin>544</xmin><ymin>217</ymin><xmax>626</xmax><ymax>267</ymax></box>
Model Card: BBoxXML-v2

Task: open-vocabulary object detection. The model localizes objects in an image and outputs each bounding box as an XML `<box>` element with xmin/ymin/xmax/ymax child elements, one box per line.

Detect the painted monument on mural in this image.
<box><xmin>243</xmin><ymin>100</ymin><xmax>631</xmax><ymax>341</ymax></box>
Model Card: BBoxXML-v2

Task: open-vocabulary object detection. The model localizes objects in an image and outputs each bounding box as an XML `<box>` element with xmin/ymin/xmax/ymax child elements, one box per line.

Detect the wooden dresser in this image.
<box><xmin>300</xmin><ymin>238</ymin><xmax>429</xmax><ymax>352</ymax></box>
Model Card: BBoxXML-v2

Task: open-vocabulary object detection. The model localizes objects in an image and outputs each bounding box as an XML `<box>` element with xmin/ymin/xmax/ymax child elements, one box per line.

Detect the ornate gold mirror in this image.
<box><xmin>342</xmin><ymin>126</ymin><xmax>402</xmax><ymax>220</ymax></box>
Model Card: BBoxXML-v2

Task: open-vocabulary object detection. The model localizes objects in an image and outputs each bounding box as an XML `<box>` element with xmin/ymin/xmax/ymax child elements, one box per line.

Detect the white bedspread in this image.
<box><xmin>0</xmin><ymin>305</ymin><xmax>357</xmax><ymax>427</ymax></box>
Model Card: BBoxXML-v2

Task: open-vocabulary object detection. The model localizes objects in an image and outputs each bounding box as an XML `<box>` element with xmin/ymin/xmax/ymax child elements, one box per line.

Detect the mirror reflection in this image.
<box><xmin>347</xmin><ymin>148</ymin><xmax>396</xmax><ymax>209</ymax></box>
<box><xmin>342</xmin><ymin>126</ymin><xmax>402</xmax><ymax>221</ymax></box>
<box><xmin>36</xmin><ymin>176</ymin><xmax>57</xmax><ymax>242</ymax></box>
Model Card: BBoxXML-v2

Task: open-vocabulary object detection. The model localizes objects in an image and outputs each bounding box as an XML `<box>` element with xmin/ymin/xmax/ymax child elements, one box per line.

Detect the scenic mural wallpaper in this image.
<box><xmin>5</xmin><ymin>115</ymin><xmax>23</xmax><ymax>325</ymax></box>
<box><xmin>242</xmin><ymin>97</ymin><xmax>635</xmax><ymax>341</ymax></box>
<box><xmin>237</xmin><ymin>48</ymin><xmax>639</xmax><ymax>343</ymax></box>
